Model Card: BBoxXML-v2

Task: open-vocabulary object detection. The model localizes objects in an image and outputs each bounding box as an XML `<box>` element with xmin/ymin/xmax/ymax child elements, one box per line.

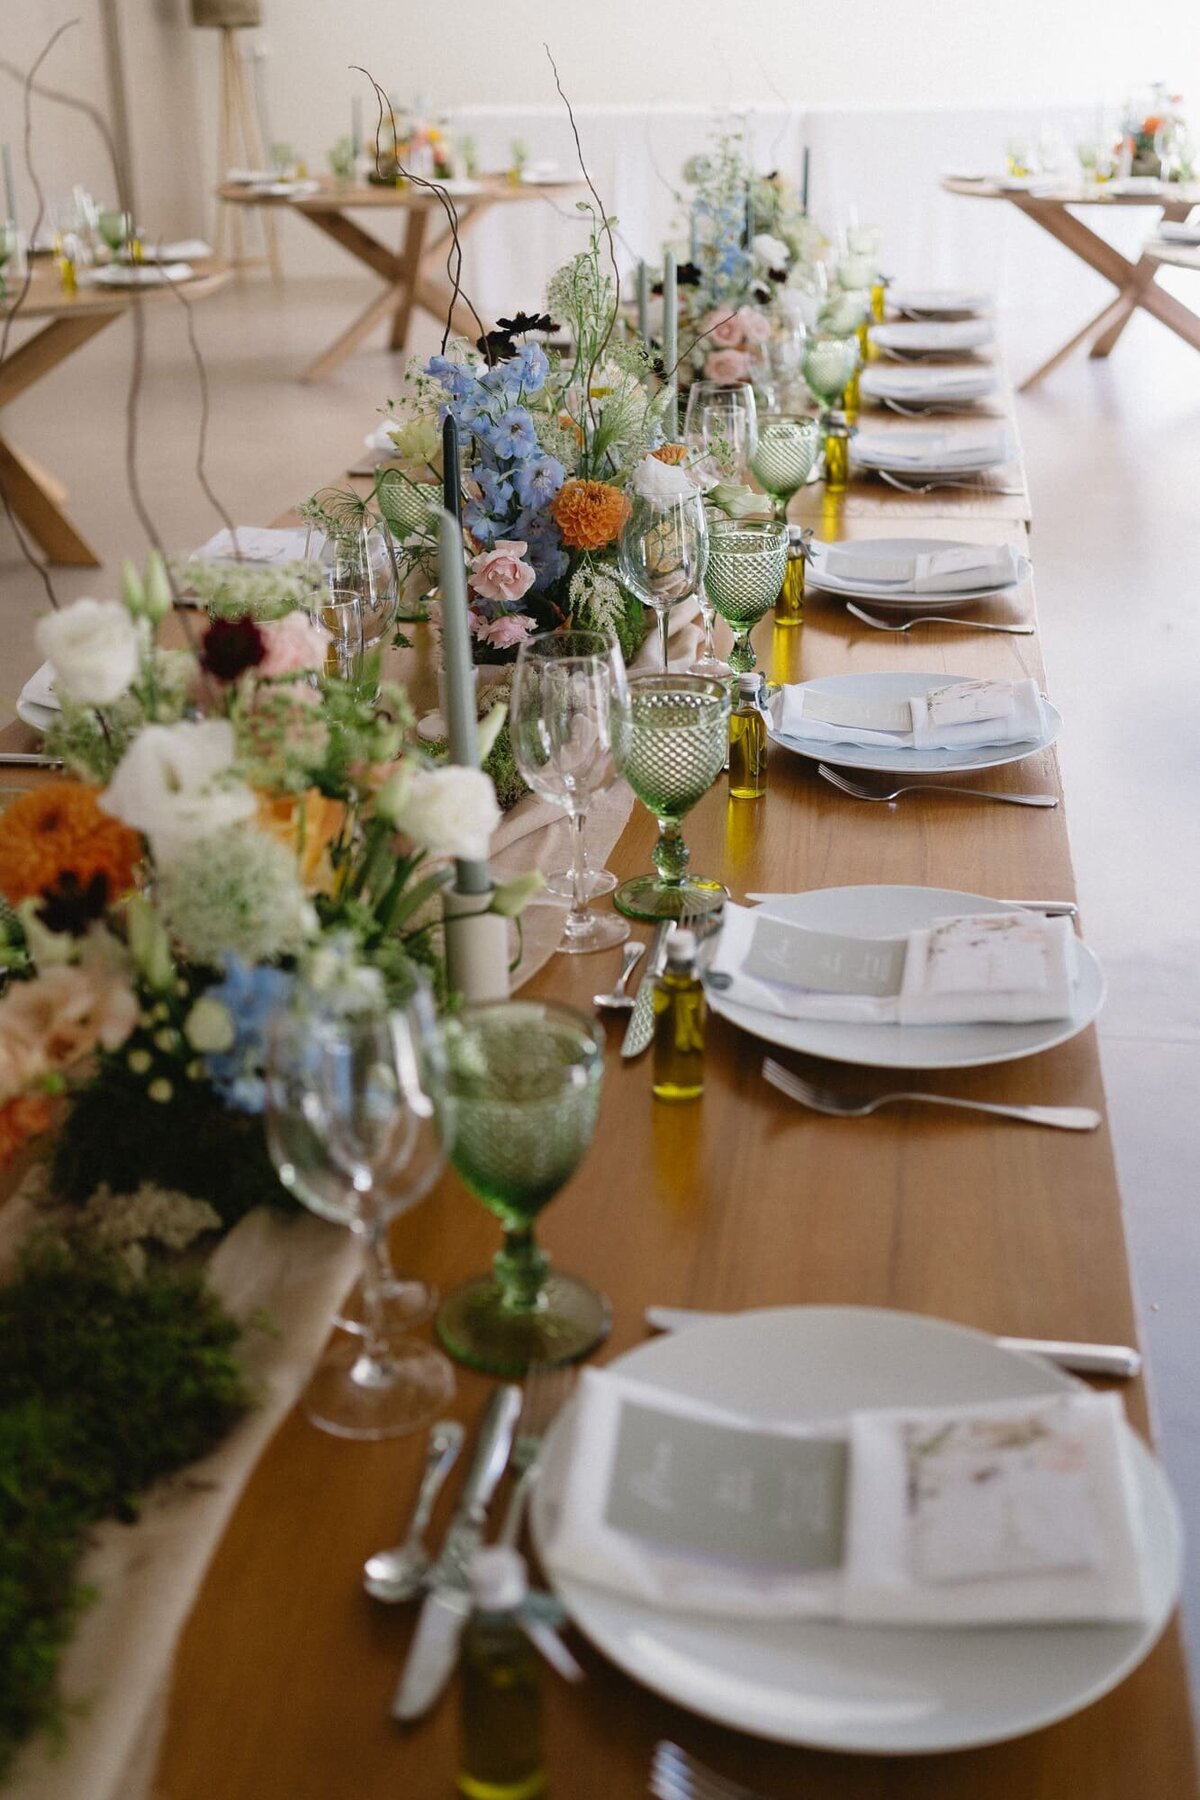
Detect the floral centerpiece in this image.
<box><xmin>0</xmin><ymin>557</ymin><xmax>517</xmax><ymax>1212</ymax></box>
<box><xmin>1121</xmin><ymin>84</ymin><xmax>1190</xmax><ymax>178</ymax></box>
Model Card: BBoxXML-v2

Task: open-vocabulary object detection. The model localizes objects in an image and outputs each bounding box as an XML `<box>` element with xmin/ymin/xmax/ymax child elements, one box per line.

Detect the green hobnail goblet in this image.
<box><xmin>703</xmin><ymin>520</ymin><xmax>789</xmax><ymax>674</ymax></box>
<box><xmin>435</xmin><ymin>1001</ymin><xmax>608</xmax><ymax>1376</ymax></box>
<box><xmin>611</xmin><ymin>673</ymin><xmax>731</xmax><ymax>921</ymax></box>
<box><xmin>802</xmin><ymin>332</ymin><xmax>861</xmax><ymax>416</ymax></box>
<box><xmin>749</xmin><ymin>416</ymin><xmax>822</xmax><ymax>521</ymax></box>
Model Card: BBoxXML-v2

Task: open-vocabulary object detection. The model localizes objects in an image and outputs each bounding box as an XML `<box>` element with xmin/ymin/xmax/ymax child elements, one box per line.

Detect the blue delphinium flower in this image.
<box><xmin>479</xmin><ymin>357</ymin><xmax>526</xmax><ymax>401</ymax></box>
<box><xmin>475</xmin><ymin>467</ymin><xmax>515</xmax><ymax>514</ymax></box>
<box><xmin>426</xmin><ymin>354</ymin><xmax>481</xmax><ymax>401</ymax></box>
<box><xmin>201</xmin><ymin>955</ymin><xmax>294</xmax><ymax>1114</ymax></box>
<box><xmin>512</xmin><ymin>454</ymin><xmax>564</xmax><ymax>510</ymax></box>
<box><xmin>463</xmin><ymin>499</ymin><xmax>499</xmax><ymax>547</ymax></box>
<box><xmin>484</xmin><ymin>407</ymin><xmax>538</xmax><ymax>460</ymax></box>
<box><xmin>513</xmin><ymin>341</ymin><xmax>549</xmax><ymax>393</ymax></box>
<box><xmin>514</xmin><ymin>508</ymin><xmax>568</xmax><ymax>590</ymax></box>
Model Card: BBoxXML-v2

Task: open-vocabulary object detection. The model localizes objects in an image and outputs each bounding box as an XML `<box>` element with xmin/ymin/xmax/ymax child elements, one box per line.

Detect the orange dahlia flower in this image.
<box><xmin>551</xmin><ymin>479</ymin><xmax>631</xmax><ymax>552</ymax></box>
<box><xmin>652</xmin><ymin>443</ymin><xmax>690</xmax><ymax>466</ymax></box>
<box><xmin>0</xmin><ymin>782</ymin><xmax>141</xmax><ymax>907</ymax></box>
<box><xmin>255</xmin><ymin>789</ymin><xmax>346</xmax><ymax>888</ymax></box>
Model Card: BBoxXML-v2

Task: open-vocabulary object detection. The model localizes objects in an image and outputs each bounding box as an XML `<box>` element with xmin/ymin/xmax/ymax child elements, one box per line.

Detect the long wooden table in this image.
<box><xmin>218</xmin><ymin>175</ymin><xmax>581</xmax><ymax>381</ymax></box>
<box><xmin>942</xmin><ymin>178</ymin><xmax>1200</xmax><ymax>390</ymax></box>
<box><xmin>0</xmin><ymin>258</ymin><xmax>230</xmax><ymax>565</ymax></box>
<box><xmin>139</xmin><ymin>481</ymin><xmax>1195</xmax><ymax>1792</ymax></box>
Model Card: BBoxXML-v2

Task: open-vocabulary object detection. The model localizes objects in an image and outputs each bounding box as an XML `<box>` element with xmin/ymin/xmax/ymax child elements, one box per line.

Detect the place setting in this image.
<box><xmin>870</xmin><ymin>315</ymin><xmax>997</xmax><ymax>359</ymax></box>
<box><xmin>848</xmin><ymin>421</ymin><xmax>1021</xmax><ymax>495</ymax></box>
<box><xmin>804</xmin><ymin>535</ymin><xmax>1034</xmax><ymax>635</ymax></box>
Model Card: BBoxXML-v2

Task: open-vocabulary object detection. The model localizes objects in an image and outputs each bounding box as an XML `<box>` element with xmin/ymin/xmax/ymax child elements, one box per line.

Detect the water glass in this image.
<box><xmin>750</xmin><ymin>416</ymin><xmax>821</xmax><ymax>521</ymax></box>
<box><xmin>703</xmin><ymin>520</ymin><xmax>789</xmax><ymax>674</ymax></box>
<box><xmin>802</xmin><ymin>333</ymin><xmax>861</xmax><ymax>418</ymax></box>
<box><xmin>509</xmin><ymin>631</ymin><xmax>629</xmax><ymax>955</ymax></box>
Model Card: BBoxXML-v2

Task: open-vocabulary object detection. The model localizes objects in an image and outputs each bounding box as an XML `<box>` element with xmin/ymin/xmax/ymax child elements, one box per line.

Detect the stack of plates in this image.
<box><xmin>806</xmin><ymin>535</ymin><xmax>1028</xmax><ymax>609</ymax></box>
<box><xmin>870</xmin><ymin>318</ymin><xmax>994</xmax><ymax>358</ymax></box>
<box><xmin>1158</xmin><ymin>217</ymin><xmax>1200</xmax><ymax>246</ymax></box>
<box><xmin>86</xmin><ymin>262</ymin><xmax>194</xmax><ymax>288</ymax></box>
<box><xmin>888</xmin><ymin>287</ymin><xmax>993</xmax><ymax>318</ymax></box>
<box><xmin>850</xmin><ymin>423</ymin><xmax>1016</xmax><ymax>479</ymax></box>
<box><xmin>860</xmin><ymin>364</ymin><xmax>998</xmax><ymax>407</ymax></box>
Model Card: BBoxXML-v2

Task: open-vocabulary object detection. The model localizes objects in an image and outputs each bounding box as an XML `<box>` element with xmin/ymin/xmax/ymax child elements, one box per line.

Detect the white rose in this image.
<box><xmin>36</xmin><ymin>597</ymin><xmax>141</xmax><ymax>705</ymax></box>
<box><xmin>386</xmin><ymin>765</ymin><xmax>500</xmax><ymax>863</ymax></box>
<box><xmin>751</xmin><ymin>232</ymin><xmax>790</xmax><ymax>271</ymax></box>
<box><xmin>631</xmin><ymin>455</ymin><xmax>701</xmax><ymax>504</ymax></box>
<box><xmin>101</xmin><ymin>719</ymin><xmax>258</xmax><ymax>865</ymax></box>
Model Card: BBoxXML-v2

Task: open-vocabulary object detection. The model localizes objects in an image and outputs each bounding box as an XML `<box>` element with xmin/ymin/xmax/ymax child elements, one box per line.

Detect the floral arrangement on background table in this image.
<box><xmin>1120</xmin><ymin>84</ymin><xmax>1192</xmax><ymax>179</ymax></box>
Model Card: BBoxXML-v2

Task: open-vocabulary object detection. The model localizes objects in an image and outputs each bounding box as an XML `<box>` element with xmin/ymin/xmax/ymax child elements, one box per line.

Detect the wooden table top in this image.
<box><xmin>217</xmin><ymin>174</ymin><xmax>583</xmax><ymax>211</ymax></box>
<box><xmin>134</xmin><ymin>496</ymin><xmax>1195</xmax><ymax>1795</ymax></box>
<box><xmin>942</xmin><ymin>176</ymin><xmax>1200</xmax><ymax>206</ymax></box>
<box><xmin>0</xmin><ymin>257</ymin><xmax>231</xmax><ymax>324</ymax></box>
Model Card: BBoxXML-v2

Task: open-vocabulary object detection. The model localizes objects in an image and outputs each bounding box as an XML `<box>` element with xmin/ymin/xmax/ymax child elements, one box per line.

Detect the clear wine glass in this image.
<box><xmin>509</xmin><ymin>630</ymin><xmax>630</xmax><ymax>955</ymax></box>
<box><xmin>435</xmin><ymin>999</ymin><xmax>608</xmax><ymax>1376</ymax></box>
<box><xmin>265</xmin><ymin>989</ymin><xmax>455</xmax><ymax>1438</ymax></box>
<box><xmin>617</xmin><ymin>491</ymin><xmax>709</xmax><ymax>673</ymax></box>
<box><xmin>683</xmin><ymin>380</ymin><xmax>759</xmax><ymax>465</ymax></box>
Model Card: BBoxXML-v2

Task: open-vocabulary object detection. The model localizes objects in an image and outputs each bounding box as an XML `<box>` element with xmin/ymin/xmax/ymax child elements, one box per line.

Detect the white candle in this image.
<box><xmin>438</xmin><ymin>507</ymin><xmax>490</xmax><ymax>896</ymax></box>
<box><xmin>662</xmin><ymin>250</ymin><xmax>678</xmax><ymax>436</ymax></box>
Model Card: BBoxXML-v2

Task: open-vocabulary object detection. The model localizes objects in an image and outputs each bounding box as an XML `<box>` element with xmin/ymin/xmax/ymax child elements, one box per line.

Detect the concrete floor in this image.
<box><xmin>1</xmin><ymin>276</ymin><xmax>1197</xmax><ymax>1696</ymax></box>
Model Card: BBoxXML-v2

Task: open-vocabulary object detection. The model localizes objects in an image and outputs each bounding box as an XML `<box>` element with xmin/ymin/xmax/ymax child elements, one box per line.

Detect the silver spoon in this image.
<box><xmin>363</xmin><ymin>1418</ymin><xmax>464</xmax><ymax>1602</ymax></box>
<box><xmin>846</xmin><ymin>601</ymin><xmax>1034</xmax><ymax>636</ymax></box>
<box><xmin>593</xmin><ymin>939</ymin><xmax>645</xmax><ymax>1011</ymax></box>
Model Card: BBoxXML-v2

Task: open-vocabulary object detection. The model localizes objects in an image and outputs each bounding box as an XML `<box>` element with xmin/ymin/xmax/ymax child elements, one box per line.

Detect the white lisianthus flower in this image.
<box><xmin>708</xmin><ymin>482</ymin><xmax>765</xmax><ymax>519</ymax></box>
<box><xmin>751</xmin><ymin>232</ymin><xmax>791</xmax><ymax>271</ymax></box>
<box><xmin>384</xmin><ymin>765</ymin><xmax>500</xmax><ymax>862</ymax></box>
<box><xmin>101</xmin><ymin>719</ymin><xmax>258</xmax><ymax>864</ymax></box>
<box><xmin>630</xmin><ymin>455</ymin><xmax>701</xmax><ymax>504</ymax></box>
<box><xmin>36</xmin><ymin>597</ymin><xmax>141</xmax><ymax>705</ymax></box>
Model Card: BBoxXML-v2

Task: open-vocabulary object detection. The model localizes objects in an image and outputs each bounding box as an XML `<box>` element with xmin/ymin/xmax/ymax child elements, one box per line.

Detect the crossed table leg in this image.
<box><xmin>0</xmin><ymin>310</ymin><xmax>119</xmax><ymax>565</ymax></box>
<box><xmin>297</xmin><ymin>201</ymin><xmax>492</xmax><ymax>383</ymax></box>
<box><xmin>1015</xmin><ymin>196</ymin><xmax>1200</xmax><ymax>390</ymax></box>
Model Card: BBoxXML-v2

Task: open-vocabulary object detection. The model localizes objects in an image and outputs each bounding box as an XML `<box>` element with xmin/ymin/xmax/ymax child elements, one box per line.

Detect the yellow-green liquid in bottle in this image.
<box><xmin>458</xmin><ymin>1549</ymin><xmax>546</xmax><ymax>1800</ymax></box>
<box><xmin>653</xmin><ymin>933</ymin><xmax>706</xmax><ymax>1102</ymax></box>
<box><xmin>775</xmin><ymin>551</ymin><xmax>805</xmax><ymax>627</ymax></box>
<box><xmin>824</xmin><ymin>429</ymin><xmax>850</xmax><ymax>493</ymax></box>
<box><xmin>729</xmin><ymin>677</ymin><xmax>767</xmax><ymax>800</ymax></box>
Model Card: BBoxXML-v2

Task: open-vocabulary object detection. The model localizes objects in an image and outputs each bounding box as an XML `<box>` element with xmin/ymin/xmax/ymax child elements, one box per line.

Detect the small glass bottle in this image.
<box><xmin>823</xmin><ymin>413</ymin><xmax>852</xmax><ymax>493</ymax></box>
<box><xmin>870</xmin><ymin>277</ymin><xmax>887</xmax><ymax>325</ymax></box>
<box><xmin>775</xmin><ymin>527</ymin><xmax>808</xmax><ymax>627</ymax></box>
<box><xmin>728</xmin><ymin>673</ymin><xmax>768</xmax><ymax>801</ymax></box>
<box><xmin>458</xmin><ymin>1547</ymin><xmax>545</xmax><ymax>1800</ymax></box>
<box><xmin>652</xmin><ymin>928</ymin><xmax>706</xmax><ymax>1102</ymax></box>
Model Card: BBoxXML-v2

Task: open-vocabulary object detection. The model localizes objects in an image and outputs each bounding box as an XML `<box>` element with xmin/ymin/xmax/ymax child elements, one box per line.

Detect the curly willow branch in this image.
<box><xmin>350</xmin><ymin>65</ymin><xmax>489</xmax><ymax>357</ymax></box>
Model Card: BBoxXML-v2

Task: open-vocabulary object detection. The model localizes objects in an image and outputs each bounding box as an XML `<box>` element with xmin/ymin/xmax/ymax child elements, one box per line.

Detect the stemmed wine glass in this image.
<box><xmin>611</xmin><ymin>672</ymin><xmax>731</xmax><ymax>921</ymax></box>
<box><xmin>98</xmin><ymin>209</ymin><xmax>134</xmax><ymax>260</ymax></box>
<box><xmin>750</xmin><ymin>416</ymin><xmax>822</xmax><ymax>521</ymax></box>
<box><xmin>435</xmin><ymin>1000</ymin><xmax>607</xmax><ymax>1376</ymax></box>
<box><xmin>509</xmin><ymin>630</ymin><xmax>630</xmax><ymax>955</ymax></box>
<box><xmin>683</xmin><ymin>389</ymin><xmax>758</xmax><ymax>677</ymax></box>
<box><xmin>683</xmin><ymin>379</ymin><xmax>759</xmax><ymax>456</ymax></box>
<box><xmin>617</xmin><ymin>490</ymin><xmax>709</xmax><ymax>673</ymax></box>
<box><xmin>703</xmin><ymin>520</ymin><xmax>789</xmax><ymax>675</ymax></box>
<box><xmin>802</xmin><ymin>333</ymin><xmax>861</xmax><ymax>420</ymax></box>
<box><xmin>265</xmin><ymin>988</ymin><xmax>456</xmax><ymax>1438</ymax></box>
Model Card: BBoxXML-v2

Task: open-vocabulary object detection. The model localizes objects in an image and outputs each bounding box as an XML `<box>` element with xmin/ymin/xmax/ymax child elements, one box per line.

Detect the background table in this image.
<box><xmin>942</xmin><ymin>179</ymin><xmax>1200</xmax><ymax>389</ymax></box>
<box><xmin>0</xmin><ymin>259</ymin><xmax>229</xmax><ymax>565</ymax></box>
<box><xmin>138</xmin><ymin>498</ymin><xmax>1194</xmax><ymax>1796</ymax></box>
<box><xmin>217</xmin><ymin>175</ymin><xmax>583</xmax><ymax>381</ymax></box>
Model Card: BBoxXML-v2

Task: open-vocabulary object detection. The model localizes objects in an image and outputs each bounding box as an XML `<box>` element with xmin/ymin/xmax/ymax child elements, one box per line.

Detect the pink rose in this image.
<box><xmin>258</xmin><ymin>611</ymin><xmax>330</xmax><ymax>677</ymax></box>
<box><xmin>704</xmin><ymin>347</ymin><xmax>753</xmax><ymax>385</ymax></box>
<box><xmin>477</xmin><ymin>612</ymin><xmax>538</xmax><ymax>650</ymax></box>
<box><xmin>469</xmin><ymin>540</ymin><xmax>536</xmax><ymax>605</ymax></box>
<box><xmin>736</xmin><ymin>306</ymin><xmax>771</xmax><ymax>346</ymax></box>
<box><xmin>701</xmin><ymin>309</ymin><xmax>744</xmax><ymax>348</ymax></box>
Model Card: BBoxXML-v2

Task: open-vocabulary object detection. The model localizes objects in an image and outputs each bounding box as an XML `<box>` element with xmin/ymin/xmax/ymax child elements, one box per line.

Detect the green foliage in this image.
<box><xmin>52</xmin><ymin>1059</ymin><xmax>284</xmax><ymax>1228</ymax></box>
<box><xmin>0</xmin><ymin>1241</ymin><xmax>247</xmax><ymax>1778</ymax></box>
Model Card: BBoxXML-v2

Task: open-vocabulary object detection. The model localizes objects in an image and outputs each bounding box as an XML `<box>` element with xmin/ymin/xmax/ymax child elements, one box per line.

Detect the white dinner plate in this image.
<box><xmin>860</xmin><ymin>366</ymin><xmax>998</xmax><ymax>405</ymax></box>
<box><xmin>807</xmin><ymin>539</ymin><xmax>1027</xmax><ymax>610</ymax></box>
<box><xmin>768</xmin><ymin>671</ymin><xmax>1060</xmax><ymax>775</ymax></box>
<box><xmin>888</xmin><ymin>287</ymin><xmax>993</xmax><ymax>317</ymax></box>
<box><xmin>851</xmin><ymin>450</ymin><xmax>1012</xmax><ymax>479</ymax></box>
<box><xmin>704</xmin><ymin>885</ymin><xmax>1102</xmax><ymax>1069</ymax></box>
<box><xmin>87</xmin><ymin>261</ymin><xmax>194</xmax><ymax>287</ymax></box>
<box><xmin>532</xmin><ymin>1306</ymin><xmax>1179</xmax><ymax>1753</ymax></box>
<box><xmin>871</xmin><ymin>319</ymin><xmax>994</xmax><ymax>356</ymax></box>
<box><xmin>436</xmin><ymin>178</ymin><xmax>484</xmax><ymax>196</ymax></box>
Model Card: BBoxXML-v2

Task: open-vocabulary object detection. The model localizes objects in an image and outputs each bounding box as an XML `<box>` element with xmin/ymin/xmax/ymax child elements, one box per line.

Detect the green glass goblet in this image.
<box><xmin>750</xmin><ymin>416</ymin><xmax>822</xmax><ymax>521</ymax></box>
<box><xmin>97</xmin><ymin>209</ymin><xmax>133</xmax><ymax>257</ymax></box>
<box><xmin>703</xmin><ymin>520</ymin><xmax>789</xmax><ymax>674</ymax></box>
<box><xmin>802</xmin><ymin>332</ymin><xmax>861</xmax><ymax>416</ymax></box>
<box><xmin>436</xmin><ymin>1001</ymin><xmax>608</xmax><ymax>1376</ymax></box>
<box><xmin>612</xmin><ymin>673</ymin><xmax>731</xmax><ymax>921</ymax></box>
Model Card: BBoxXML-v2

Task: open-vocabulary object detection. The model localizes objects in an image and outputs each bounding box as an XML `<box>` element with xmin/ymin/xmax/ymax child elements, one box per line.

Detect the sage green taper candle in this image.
<box><xmin>438</xmin><ymin>507</ymin><xmax>489</xmax><ymax>896</ymax></box>
<box><xmin>662</xmin><ymin>250</ymin><xmax>678</xmax><ymax>436</ymax></box>
<box><xmin>636</xmin><ymin>259</ymin><xmax>649</xmax><ymax>352</ymax></box>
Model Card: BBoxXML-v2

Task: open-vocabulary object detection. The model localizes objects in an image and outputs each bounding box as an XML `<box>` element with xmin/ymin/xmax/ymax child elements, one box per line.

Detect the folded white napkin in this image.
<box><xmin>87</xmin><ymin>262</ymin><xmax>193</xmax><ymax>288</ymax></box>
<box><xmin>1158</xmin><ymin>219</ymin><xmax>1200</xmax><ymax>245</ymax></box>
<box><xmin>365</xmin><ymin>421</ymin><xmax>402</xmax><ymax>455</ymax></box>
<box><xmin>852</xmin><ymin>425</ymin><xmax>1013</xmax><ymax>471</ymax></box>
<box><xmin>147</xmin><ymin>239</ymin><xmax>213</xmax><ymax>261</ymax></box>
<box><xmin>872</xmin><ymin>318</ymin><xmax>994</xmax><ymax>352</ymax></box>
<box><xmin>19</xmin><ymin>661</ymin><xmax>61</xmax><ymax>714</ymax></box>
<box><xmin>770</xmin><ymin>676</ymin><xmax>1045</xmax><ymax>752</ymax></box>
<box><xmin>707</xmin><ymin>901</ymin><xmax>1077</xmax><ymax>1026</ymax></box>
<box><xmin>544</xmin><ymin>1368</ymin><xmax>1150</xmax><ymax>1626</ymax></box>
<box><xmin>192</xmin><ymin>526</ymin><xmax>316</xmax><ymax>566</ymax></box>
<box><xmin>861</xmin><ymin>363</ymin><xmax>997</xmax><ymax>400</ymax></box>
<box><xmin>888</xmin><ymin>288</ymin><xmax>992</xmax><ymax>315</ymax></box>
<box><xmin>820</xmin><ymin>542</ymin><xmax>1019</xmax><ymax>592</ymax></box>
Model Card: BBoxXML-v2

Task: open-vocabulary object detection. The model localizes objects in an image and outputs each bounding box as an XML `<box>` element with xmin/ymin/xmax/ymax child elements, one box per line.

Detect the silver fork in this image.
<box><xmin>877</xmin><ymin>469</ymin><xmax>1024</xmax><ymax>497</ymax></box>
<box><xmin>817</xmin><ymin>762</ymin><xmax>1058</xmax><ymax>808</ymax></box>
<box><xmin>651</xmin><ymin>1740</ymin><xmax>768</xmax><ymax>1800</ymax></box>
<box><xmin>883</xmin><ymin>397</ymin><xmax>986</xmax><ymax>417</ymax></box>
<box><xmin>762</xmin><ymin>1058</ymin><xmax>1101</xmax><ymax>1131</ymax></box>
<box><xmin>846</xmin><ymin>601</ymin><xmax>1033</xmax><ymax>636</ymax></box>
<box><xmin>498</xmin><ymin>1363</ymin><xmax>576</xmax><ymax>1548</ymax></box>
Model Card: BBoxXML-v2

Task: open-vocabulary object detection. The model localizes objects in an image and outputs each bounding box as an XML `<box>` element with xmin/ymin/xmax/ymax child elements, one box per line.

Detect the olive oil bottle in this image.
<box><xmin>729</xmin><ymin>672</ymin><xmax>768</xmax><ymax>801</ymax></box>
<box><xmin>652</xmin><ymin>928</ymin><xmax>707</xmax><ymax>1102</ymax></box>
<box><xmin>458</xmin><ymin>1547</ymin><xmax>546</xmax><ymax>1800</ymax></box>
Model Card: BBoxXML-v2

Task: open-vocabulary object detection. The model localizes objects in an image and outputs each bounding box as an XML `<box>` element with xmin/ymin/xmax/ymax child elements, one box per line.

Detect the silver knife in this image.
<box><xmin>391</xmin><ymin>1383</ymin><xmax>522</xmax><ymax>1722</ymax></box>
<box><xmin>643</xmin><ymin>1307</ymin><xmax>1141</xmax><ymax>1379</ymax></box>
<box><xmin>620</xmin><ymin>921</ymin><xmax>671</xmax><ymax>1059</ymax></box>
<box><xmin>0</xmin><ymin>752</ymin><xmax>63</xmax><ymax>767</ymax></box>
<box><xmin>998</xmin><ymin>898</ymin><xmax>1079</xmax><ymax>918</ymax></box>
